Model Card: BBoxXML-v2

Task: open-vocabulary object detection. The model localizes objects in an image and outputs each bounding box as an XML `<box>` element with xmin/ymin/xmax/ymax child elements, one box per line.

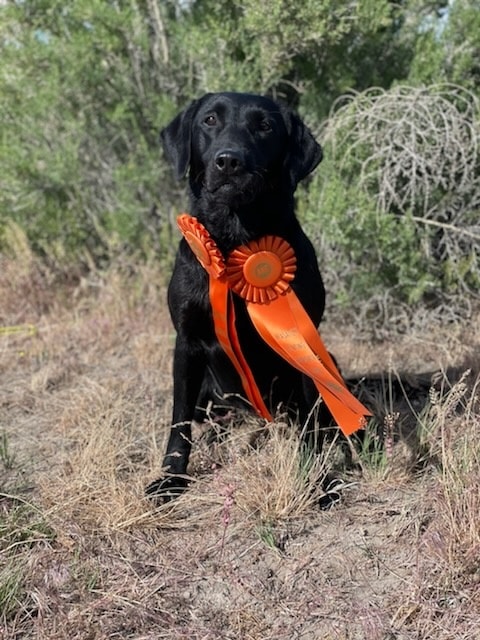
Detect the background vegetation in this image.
<box><xmin>1</xmin><ymin>0</ymin><xmax>479</xmax><ymax>331</ymax></box>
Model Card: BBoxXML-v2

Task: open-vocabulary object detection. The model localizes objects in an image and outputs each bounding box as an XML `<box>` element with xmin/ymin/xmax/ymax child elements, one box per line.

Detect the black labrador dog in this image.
<box><xmin>147</xmin><ymin>92</ymin><xmax>329</xmax><ymax>500</ymax></box>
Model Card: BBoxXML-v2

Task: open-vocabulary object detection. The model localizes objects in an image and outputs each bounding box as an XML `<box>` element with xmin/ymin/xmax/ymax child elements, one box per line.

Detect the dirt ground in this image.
<box><xmin>1</xmin><ymin>259</ymin><xmax>479</xmax><ymax>639</ymax></box>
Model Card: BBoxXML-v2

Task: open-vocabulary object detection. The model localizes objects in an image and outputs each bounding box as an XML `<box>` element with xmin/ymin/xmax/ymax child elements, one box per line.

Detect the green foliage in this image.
<box><xmin>0</xmin><ymin>496</ymin><xmax>55</xmax><ymax>623</ymax></box>
<box><xmin>256</xmin><ymin>520</ymin><xmax>283</xmax><ymax>552</ymax></box>
<box><xmin>305</xmin><ymin>176</ymin><xmax>436</xmax><ymax>309</ymax></box>
<box><xmin>178</xmin><ymin>0</ymin><xmax>432</xmax><ymax>110</ymax></box>
<box><xmin>305</xmin><ymin>85</ymin><xmax>480</xmax><ymax>331</ymax></box>
<box><xmin>0</xmin><ymin>499</ymin><xmax>55</xmax><ymax>551</ymax></box>
<box><xmin>1</xmin><ymin>431</ymin><xmax>16</xmax><ymax>470</ymax></box>
<box><xmin>0</xmin><ymin>0</ymin><xmax>477</xmax><ymax>330</ymax></box>
<box><xmin>0</xmin><ymin>561</ymin><xmax>26</xmax><ymax>622</ymax></box>
<box><xmin>355</xmin><ymin>424</ymin><xmax>390</xmax><ymax>477</ymax></box>
<box><xmin>0</xmin><ymin>0</ymin><xmax>180</xmax><ymax>265</ymax></box>
<box><xmin>409</xmin><ymin>0</ymin><xmax>480</xmax><ymax>93</ymax></box>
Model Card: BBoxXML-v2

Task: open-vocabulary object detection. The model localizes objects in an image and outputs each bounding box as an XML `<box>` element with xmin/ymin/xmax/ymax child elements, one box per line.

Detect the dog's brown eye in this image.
<box><xmin>204</xmin><ymin>114</ymin><xmax>217</xmax><ymax>126</ymax></box>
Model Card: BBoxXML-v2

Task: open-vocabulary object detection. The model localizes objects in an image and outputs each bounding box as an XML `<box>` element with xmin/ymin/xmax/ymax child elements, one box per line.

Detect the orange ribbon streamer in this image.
<box><xmin>177</xmin><ymin>213</ymin><xmax>371</xmax><ymax>435</ymax></box>
<box><xmin>178</xmin><ymin>214</ymin><xmax>271</xmax><ymax>420</ymax></box>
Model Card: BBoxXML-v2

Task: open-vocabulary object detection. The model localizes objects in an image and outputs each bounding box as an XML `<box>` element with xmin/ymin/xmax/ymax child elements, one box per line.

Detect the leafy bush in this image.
<box><xmin>305</xmin><ymin>85</ymin><xmax>480</xmax><ymax>334</ymax></box>
<box><xmin>0</xmin><ymin>1</ymin><xmax>182</xmax><ymax>267</ymax></box>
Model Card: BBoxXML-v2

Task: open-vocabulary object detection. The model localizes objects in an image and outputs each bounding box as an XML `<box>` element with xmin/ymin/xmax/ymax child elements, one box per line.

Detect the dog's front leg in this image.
<box><xmin>146</xmin><ymin>334</ymin><xmax>205</xmax><ymax>500</ymax></box>
<box><xmin>164</xmin><ymin>334</ymin><xmax>206</xmax><ymax>474</ymax></box>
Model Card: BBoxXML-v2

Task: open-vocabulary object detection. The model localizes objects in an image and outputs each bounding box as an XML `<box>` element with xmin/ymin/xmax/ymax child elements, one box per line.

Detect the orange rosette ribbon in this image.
<box><xmin>177</xmin><ymin>213</ymin><xmax>225</xmax><ymax>279</ymax></box>
<box><xmin>177</xmin><ymin>214</ymin><xmax>371</xmax><ymax>435</ymax></box>
<box><xmin>226</xmin><ymin>236</ymin><xmax>296</xmax><ymax>303</ymax></box>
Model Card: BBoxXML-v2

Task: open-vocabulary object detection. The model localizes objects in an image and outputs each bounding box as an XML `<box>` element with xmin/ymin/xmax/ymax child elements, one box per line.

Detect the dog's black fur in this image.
<box><xmin>147</xmin><ymin>92</ymin><xmax>329</xmax><ymax>500</ymax></box>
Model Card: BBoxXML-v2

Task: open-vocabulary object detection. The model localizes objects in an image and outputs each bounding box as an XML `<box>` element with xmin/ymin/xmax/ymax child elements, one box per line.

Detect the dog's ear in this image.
<box><xmin>160</xmin><ymin>100</ymin><xmax>200</xmax><ymax>180</ymax></box>
<box><xmin>284</xmin><ymin>111</ymin><xmax>323</xmax><ymax>186</ymax></box>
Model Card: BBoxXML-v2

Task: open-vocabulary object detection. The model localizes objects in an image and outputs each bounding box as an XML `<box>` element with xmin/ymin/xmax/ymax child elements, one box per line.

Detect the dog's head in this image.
<box><xmin>161</xmin><ymin>92</ymin><xmax>322</xmax><ymax>207</ymax></box>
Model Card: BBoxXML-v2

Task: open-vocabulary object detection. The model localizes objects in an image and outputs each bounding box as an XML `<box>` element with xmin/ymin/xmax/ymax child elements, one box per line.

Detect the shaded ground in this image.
<box><xmin>1</xmin><ymin>261</ymin><xmax>479</xmax><ymax>639</ymax></box>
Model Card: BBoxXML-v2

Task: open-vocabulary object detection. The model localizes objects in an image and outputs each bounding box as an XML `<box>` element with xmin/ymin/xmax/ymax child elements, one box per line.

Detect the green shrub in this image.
<box><xmin>304</xmin><ymin>85</ymin><xmax>480</xmax><ymax>333</ymax></box>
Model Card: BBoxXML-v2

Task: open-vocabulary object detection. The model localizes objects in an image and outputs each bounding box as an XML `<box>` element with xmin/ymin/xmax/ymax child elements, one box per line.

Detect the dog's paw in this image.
<box><xmin>318</xmin><ymin>478</ymin><xmax>344</xmax><ymax>511</ymax></box>
<box><xmin>145</xmin><ymin>476</ymin><xmax>189</xmax><ymax>502</ymax></box>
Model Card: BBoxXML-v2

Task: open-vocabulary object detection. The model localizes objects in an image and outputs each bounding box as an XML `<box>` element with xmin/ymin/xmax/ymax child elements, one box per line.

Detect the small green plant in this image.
<box><xmin>0</xmin><ymin>499</ymin><xmax>55</xmax><ymax>553</ymax></box>
<box><xmin>71</xmin><ymin>554</ymin><xmax>102</xmax><ymax>593</ymax></box>
<box><xmin>256</xmin><ymin>520</ymin><xmax>283</xmax><ymax>552</ymax></box>
<box><xmin>0</xmin><ymin>431</ymin><xmax>16</xmax><ymax>470</ymax></box>
<box><xmin>0</xmin><ymin>561</ymin><xmax>25</xmax><ymax>622</ymax></box>
<box><xmin>0</xmin><ymin>498</ymin><xmax>55</xmax><ymax>624</ymax></box>
<box><xmin>355</xmin><ymin>419</ymin><xmax>393</xmax><ymax>479</ymax></box>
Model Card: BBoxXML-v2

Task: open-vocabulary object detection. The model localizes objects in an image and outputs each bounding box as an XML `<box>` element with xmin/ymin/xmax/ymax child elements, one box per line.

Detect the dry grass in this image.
<box><xmin>1</xmin><ymin>247</ymin><xmax>479</xmax><ymax>639</ymax></box>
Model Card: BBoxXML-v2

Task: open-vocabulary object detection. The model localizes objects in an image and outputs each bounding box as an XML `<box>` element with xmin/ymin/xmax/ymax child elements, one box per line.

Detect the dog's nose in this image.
<box><xmin>214</xmin><ymin>150</ymin><xmax>244</xmax><ymax>175</ymax></box>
